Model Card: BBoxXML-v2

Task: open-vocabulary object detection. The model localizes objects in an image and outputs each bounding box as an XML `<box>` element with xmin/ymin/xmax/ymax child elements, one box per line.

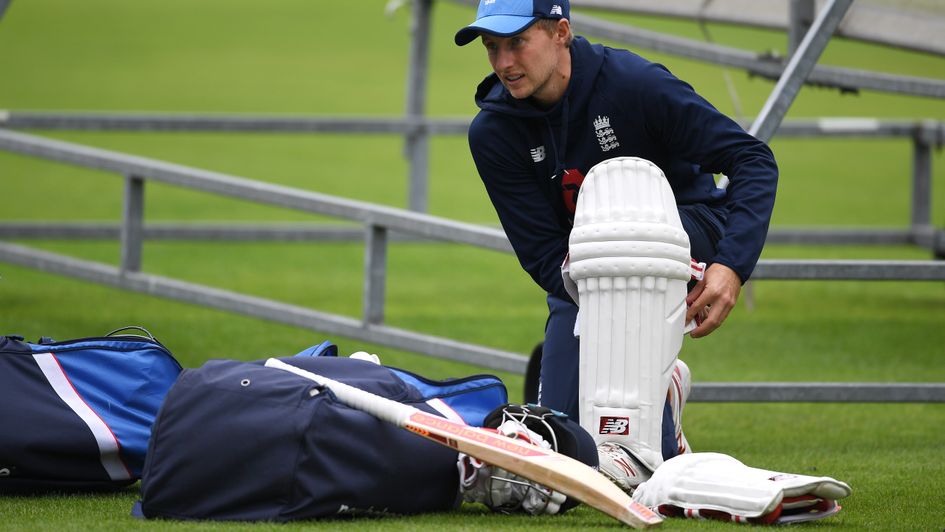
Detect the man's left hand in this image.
<box><xmin>685</xmin><ymin>263</ymin><xmax>741</xmax><ymax>338</ymax></box>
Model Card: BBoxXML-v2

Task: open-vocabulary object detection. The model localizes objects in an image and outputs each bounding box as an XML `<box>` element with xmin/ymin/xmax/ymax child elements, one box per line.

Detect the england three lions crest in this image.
<box><xmin>593</xmin><ymin>115</ymin><xmax>620</xmax><ymax>152</ymax></box>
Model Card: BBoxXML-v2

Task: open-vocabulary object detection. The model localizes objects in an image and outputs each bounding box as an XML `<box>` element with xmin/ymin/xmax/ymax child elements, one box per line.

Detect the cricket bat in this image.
<box><xmin>264</xmin><ymin>358</ymin><xmax>661</xmax><ymax>528</ymax></box>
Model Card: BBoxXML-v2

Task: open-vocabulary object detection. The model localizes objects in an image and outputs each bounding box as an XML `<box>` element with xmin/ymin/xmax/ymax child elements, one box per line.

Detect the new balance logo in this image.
<box><xmin>599</xmin><ymin>416</ymin><xmax>630</xmax><ymax>435</ymax></box>
<box><xmin>530</xmin><ymin>145</ymin><xmax>546</xmax><ymax>162</ymax></box>
<box><xmin>550</xmin><ymin>5</ymin><xmax>563</xmax><ymax>16</ymax></box>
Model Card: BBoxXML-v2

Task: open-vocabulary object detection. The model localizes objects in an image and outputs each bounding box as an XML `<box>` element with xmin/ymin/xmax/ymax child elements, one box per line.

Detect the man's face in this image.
<box><xmin>481</xmin><ymin>22</ymin><xmax>568</xmax><ymax>106</ymax></box>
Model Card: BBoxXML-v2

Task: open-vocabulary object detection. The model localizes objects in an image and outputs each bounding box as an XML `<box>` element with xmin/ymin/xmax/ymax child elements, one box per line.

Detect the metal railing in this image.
<box><xmin>569</xmin><ymin>0</ymin><xmax>945</xmax><ymax>56</ymax></box>
<box><xmin>0</xmin><ymin>128</ymin><xmax>524</xmax><ymax>373</ymax></box>
<box><xmin>2</xmin><ymin>127</ymin><xmax>945</xmax><ymax>403</ymax></box>
<box><xmin>2</xmin><ymin>113</ymin><xmax>942</xmax><ymax>254</ymax></box>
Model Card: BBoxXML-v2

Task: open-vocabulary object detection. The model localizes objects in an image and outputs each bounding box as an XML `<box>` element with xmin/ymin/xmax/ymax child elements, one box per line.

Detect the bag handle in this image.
<box><xmin>105</xmin><ymin>326</ymin><xmax>157</xmax><ymax>341</ymax></box>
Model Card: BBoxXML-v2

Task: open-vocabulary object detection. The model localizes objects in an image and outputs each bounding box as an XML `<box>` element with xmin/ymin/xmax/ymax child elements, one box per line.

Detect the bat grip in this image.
<box><xmin>264</xmin><ymin>358</ymin><xmax>414</xmax><ymax>427</ymax></box>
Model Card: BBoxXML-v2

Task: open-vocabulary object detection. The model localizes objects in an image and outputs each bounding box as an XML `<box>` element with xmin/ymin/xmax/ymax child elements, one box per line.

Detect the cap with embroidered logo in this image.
<box><xmin>454</xmin><ymin>0</ymin><xmax>570</xmax><ymax>46</ymax></box>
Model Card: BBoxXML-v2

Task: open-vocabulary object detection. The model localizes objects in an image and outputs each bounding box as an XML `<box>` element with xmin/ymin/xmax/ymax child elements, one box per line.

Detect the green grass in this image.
<box><xmin>2</xmin><ymin>0</ymin><xmax>945</xmax><ymax>530</ymax></box>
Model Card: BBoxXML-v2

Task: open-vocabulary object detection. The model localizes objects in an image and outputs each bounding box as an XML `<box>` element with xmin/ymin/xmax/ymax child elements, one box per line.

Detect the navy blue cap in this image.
<box><xmin>454</xmin><ymin>0</ymin><xmax>570</xmax><ymax>46</ymax></box>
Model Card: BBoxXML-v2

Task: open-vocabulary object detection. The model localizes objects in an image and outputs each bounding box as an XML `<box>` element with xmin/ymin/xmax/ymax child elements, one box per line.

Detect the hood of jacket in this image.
<box><xmin>473</xmin><ymin>36</ymin><xmax>604</xmax><ymax>121</ymax></box>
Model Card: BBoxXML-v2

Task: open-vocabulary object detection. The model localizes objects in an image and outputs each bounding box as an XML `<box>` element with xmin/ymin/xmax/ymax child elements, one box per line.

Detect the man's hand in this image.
<box><xmin>685</xmin><ymin>263</ymin><xmax>741</xmax><ymax>338</ymax></box>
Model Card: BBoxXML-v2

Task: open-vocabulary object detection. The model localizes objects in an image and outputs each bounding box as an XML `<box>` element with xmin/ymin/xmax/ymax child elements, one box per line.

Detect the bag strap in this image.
<box><xmin>105</xmin><ymin>326</ymin><xmax>156</xmax><ymax>341</ymax></box>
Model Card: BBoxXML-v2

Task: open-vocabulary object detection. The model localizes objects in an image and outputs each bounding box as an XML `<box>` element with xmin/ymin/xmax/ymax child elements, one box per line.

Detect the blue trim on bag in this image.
<box><xmin>288</xmin><ymin>340</ymin><xmax>507</xmax><ymax>427</ymax></box>
<box><xmin>389</xmin><ymin>368</ymin><xmax>507</xmax><ymax>426</ymax></box>
<box><xmin>52</xmin><ymin>348</ymin><xmax>181</xmax><ymax>475</ymax></box>
<box><xmin>290</xmin><ymin>341</ymin><xmax>338</xmax><ymax>358</ymax></box>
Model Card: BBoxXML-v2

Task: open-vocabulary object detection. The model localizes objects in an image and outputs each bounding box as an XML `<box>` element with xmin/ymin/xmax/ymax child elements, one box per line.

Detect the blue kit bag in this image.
<box><xmin>135</xmin><ymin>344</ymin><xmax>508</xmax><ymax>521</ymax></box>
<box><xmin>0</xmin><ymin>327</ymin><xmax>182</xmax><ymax>492</ymax></box>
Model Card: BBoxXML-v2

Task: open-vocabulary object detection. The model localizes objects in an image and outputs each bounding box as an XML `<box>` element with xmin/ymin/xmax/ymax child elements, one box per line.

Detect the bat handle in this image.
<box><xmin>264</xmin><ymin>358</ymin><xmax>415</xmax><ymax>427</ymax></box>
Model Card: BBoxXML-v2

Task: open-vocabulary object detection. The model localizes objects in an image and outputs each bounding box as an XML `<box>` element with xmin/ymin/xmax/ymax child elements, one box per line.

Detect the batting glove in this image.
<box><xmin>457</xmin><ymin>420</ymin><xmax>567</xmax><ymax>516</ymax></box>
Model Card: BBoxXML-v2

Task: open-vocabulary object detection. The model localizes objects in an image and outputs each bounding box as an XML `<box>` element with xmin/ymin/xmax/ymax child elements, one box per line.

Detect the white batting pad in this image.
<box><xmin>568</xmin><ymin>157</ymin><xmax>691</xmax><ymax>470</ymax></box>
<box><xmin>632</xmin><ymin>452</ymin><xmax>852</xmax><ymax>524</ymax></box>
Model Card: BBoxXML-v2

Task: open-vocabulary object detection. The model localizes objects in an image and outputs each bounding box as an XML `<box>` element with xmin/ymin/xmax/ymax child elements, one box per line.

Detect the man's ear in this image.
<box><xmin>555</xmin><ymin>18</ymin><xmax>571</xmax><ymax>44</ymax></box>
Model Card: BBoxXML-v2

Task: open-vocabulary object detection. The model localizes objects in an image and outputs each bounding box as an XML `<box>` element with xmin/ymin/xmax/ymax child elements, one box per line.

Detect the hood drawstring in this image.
<box><xmin>547</xmin><ymin>97</ymin><xmax>570</xmax><ymax>179</ymax></box>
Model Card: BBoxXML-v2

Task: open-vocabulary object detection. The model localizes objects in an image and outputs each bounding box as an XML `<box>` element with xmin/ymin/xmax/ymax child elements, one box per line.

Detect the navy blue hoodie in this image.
<box><xmin>468</xmin><ymin>36</ymin><xmax>778</xmax><ymax>302</ymax></box>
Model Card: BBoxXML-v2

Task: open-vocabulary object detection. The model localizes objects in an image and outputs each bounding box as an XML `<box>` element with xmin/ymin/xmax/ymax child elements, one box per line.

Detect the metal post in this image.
<box><xmin>911</xmin><ymin>122</ymin><xmax>933</xmax><ymax>237</ymax></box>
<box><xmin>788</xmin><ymin>0</ymin><xmax>815</xmax><ymax>57</ymax></box>
<box><xmin>120</xmin><ymin>174</ymin><xmax>145</xmax><ymax>273</ymax></box>
<box><xmin>363</xmin><ymin>224</ymin><xmax>388</xmax><ymax>325</ymax></box>
<box><xmin>404</xmin><ymin>0</ymin><xmax>433</xmax><ymax>212</ymax></box>
<box><xmin>750</xmin><ymin>0</ymin><xmax>853</xmax><ymax>144</ymax></box>
<box><xmin>717</xmin><ymin>0</ymin><xmax>852</xmax><ymax>191</ymax></box>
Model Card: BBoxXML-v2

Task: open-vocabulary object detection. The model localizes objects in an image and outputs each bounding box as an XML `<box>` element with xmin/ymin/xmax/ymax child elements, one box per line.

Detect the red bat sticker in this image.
<box><xmin>407</xmin><ymin>412</ymin><xmax>549</xmax><ymax>457</ymax></box>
